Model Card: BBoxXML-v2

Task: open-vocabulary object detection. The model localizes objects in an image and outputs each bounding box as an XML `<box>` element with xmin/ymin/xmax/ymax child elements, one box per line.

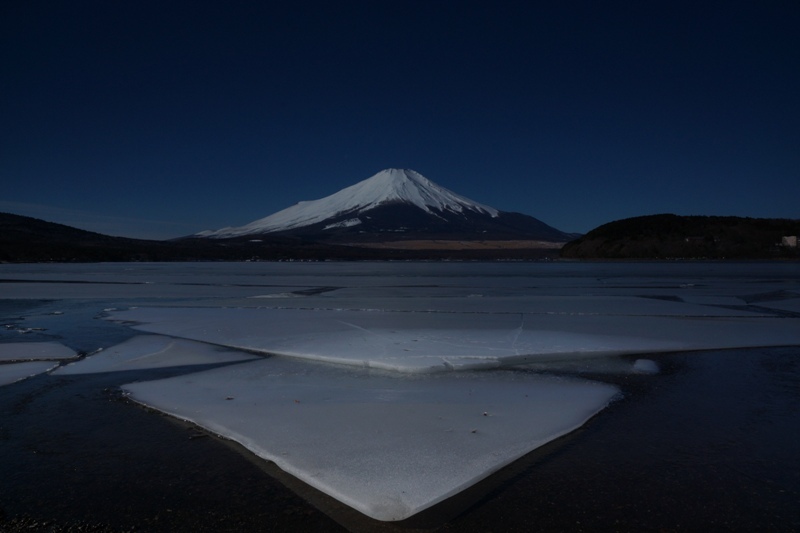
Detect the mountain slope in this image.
<box><xmin>197</xmin><ymin>168</ymin><xmax>576</xmax><ymax>243</ymax></box>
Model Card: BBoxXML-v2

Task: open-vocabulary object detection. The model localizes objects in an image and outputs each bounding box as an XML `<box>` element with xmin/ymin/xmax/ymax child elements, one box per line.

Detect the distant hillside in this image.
<box><xmin>0</xmin><ymin>213</ymin><xmax>561</xmax><ymax>262</ymax></box>
<box><xmin>560</xmin><ymin>214</ymin><xmax>800</xmax><ymax>259</ymax></box>
<box><xmin>0</xmin><ymin>212</ymin><xmax>299</xmax><ymax>262</ymax></box>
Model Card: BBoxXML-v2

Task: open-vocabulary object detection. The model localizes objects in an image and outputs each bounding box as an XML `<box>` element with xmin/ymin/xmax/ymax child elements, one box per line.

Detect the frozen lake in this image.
<box><xmin>1</xmin><ymin>261</ymin><xmax>799</xmax><ymax>530</ymax></box>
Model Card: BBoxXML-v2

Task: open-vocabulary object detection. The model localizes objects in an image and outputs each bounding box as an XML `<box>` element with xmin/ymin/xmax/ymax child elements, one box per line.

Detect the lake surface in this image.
<box><xmin>1</xmin><ymin>261</ymin><xmax>798</xmax><ymax>531</ymax></box>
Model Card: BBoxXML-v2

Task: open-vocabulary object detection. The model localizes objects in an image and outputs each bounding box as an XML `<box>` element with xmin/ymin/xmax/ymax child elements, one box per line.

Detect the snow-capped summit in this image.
<box><xmin>339</xmin><ymin>168</ymin><xmax>499</xmax><ymax>217</ymax></box>
<box><xmin>197</xmin><ymin>169</ymin><xmax>498</xmax><ymax>238</ymax></box>
<box><xmin>196</xmin><ymin>168</ymin><xmax>576</xmax><ymax>243</ymax></box>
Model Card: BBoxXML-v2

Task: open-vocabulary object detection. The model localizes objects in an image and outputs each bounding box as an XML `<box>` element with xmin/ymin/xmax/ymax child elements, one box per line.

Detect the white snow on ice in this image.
<box><xmin>54</xmin><ymin>335</ymin><xmax>260</xmax><ymax>375</ymax></box>
<box><xmin>123</xmin><ymin>357</ymin><xmax>619</xmax><ymax>521</ymax></box>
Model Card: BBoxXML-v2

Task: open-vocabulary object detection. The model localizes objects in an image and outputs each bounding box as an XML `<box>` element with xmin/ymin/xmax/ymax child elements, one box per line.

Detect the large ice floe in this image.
<box><xmin>54</xmin><ymin>335</ymin><xmax>259</xmax><ymax>375</ymax></box>
<box><xmin>101</xmin><ymin>282</ymin><xmax>800</xmax><ymax>521</ymax></box>
<box><xmin>108</xmin><ymin>305</ymin><xmax>800</xmax><ymax>373</ymax></box>
<box><xmin>124</xmin><ymin>358</ymin><xmax>618</xmax><ymax>521</ymax></box>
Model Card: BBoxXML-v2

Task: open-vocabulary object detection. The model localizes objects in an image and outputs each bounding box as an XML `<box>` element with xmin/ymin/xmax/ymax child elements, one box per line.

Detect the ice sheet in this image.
<box><xmin>0</xmin><ymin>361</ymin><xmax>59</xmax><ymax>386</ymax></box>
<box><xmin>5</xmin><ymin>262</ymin><xmax>798</xmax><ymax>523</ymax></box>
<box><xmin>54</xmin><ymin>335</ymin><xmax>260</xmax><ymax>375</ymax></box>
<box><xmin>753</xmin><ymin>299</ymin><xmax>800</xmax><ymax>314</ymax></box>
<box><xmin>107</xmin><ymin>306</ymin><xmax>800</xmax><ymax>373</ymax></box>
<box><xmin>123</xmin><ymin>358</ymin><xmax>619</xmax><ymax>521</ymax></box>
<box><xmin>0</xmin><ymin>342</ymin><xmax>77</xmax><ymax>361</ymax></box>
<box><xmin>239</xmin><ymin>293</ymin><xmax>770</xmax><ymax>317</ymax></box>
<box><xmin>4</xmin><ymin>261</ymin><xmax>798</xmax><ymax>305</ymax></box>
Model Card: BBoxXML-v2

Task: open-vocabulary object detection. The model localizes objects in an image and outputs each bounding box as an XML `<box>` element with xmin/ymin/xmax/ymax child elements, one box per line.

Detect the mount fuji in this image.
<box><xmin>196</xmin><ymin>169</ymin><xmax>577</xmax><ymax>244</ymax></box>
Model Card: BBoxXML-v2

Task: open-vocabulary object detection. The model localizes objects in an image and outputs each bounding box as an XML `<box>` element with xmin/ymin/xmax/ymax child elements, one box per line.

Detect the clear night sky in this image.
<box><xmin>2</xmin><ymin>1</ymin><xmax>798</xmax><ymax>239</ymax></box>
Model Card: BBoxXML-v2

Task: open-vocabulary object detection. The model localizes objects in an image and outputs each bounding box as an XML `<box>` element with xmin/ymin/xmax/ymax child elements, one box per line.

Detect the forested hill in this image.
<box><xmin>560</xmin><ymin>214</ymin><xmax>800</xmax><ymax>259</ymax></box>
<box><xmin>0</xmin><ymin>212</ymin><xmax>202</xmax><ymax>262</ymax></box>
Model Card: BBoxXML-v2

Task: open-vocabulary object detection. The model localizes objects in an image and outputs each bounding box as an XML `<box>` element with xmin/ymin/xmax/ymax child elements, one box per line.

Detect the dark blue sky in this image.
<box><xmin>2</xmin><ymin>1</ymin><xmax>798</xmax><ymax>239</ymax></box>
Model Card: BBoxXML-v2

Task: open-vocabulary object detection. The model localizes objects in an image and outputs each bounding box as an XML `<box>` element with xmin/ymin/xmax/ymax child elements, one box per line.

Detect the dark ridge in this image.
<box><xmin>560</xmin><ymin>214</ymin><xmax>800</xmax><ymax>259</ymax></box>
